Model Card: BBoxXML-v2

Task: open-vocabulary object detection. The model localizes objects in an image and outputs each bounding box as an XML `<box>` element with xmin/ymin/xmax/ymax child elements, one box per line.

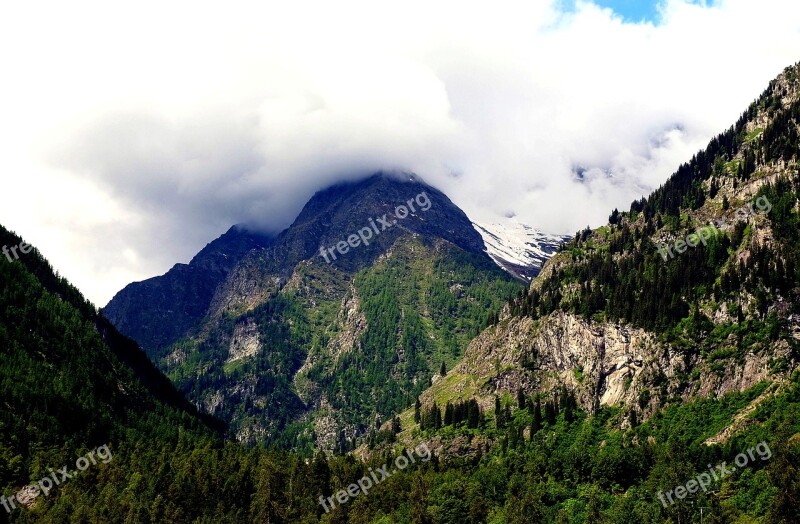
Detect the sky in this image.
<box><xmin>589</xmin><ymin>0</ymin><xmax>663</xmax><ymax>22</ymax></box>
<box><xmin>1</xmin><ymin>0</ymin><xmax>799</xmax><ymax>306</ymax></box>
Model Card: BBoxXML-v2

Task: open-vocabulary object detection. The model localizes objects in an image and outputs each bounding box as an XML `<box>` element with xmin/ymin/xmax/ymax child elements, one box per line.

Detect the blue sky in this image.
<box><xmin>592</xmin><ymin>0</ymin><xmax>662</xmax><ymax>22</ymax></box>
<box><xmin>580</xmin><ymin>0</ymin><xmax>708</xmax><ymax>24</ymax></box>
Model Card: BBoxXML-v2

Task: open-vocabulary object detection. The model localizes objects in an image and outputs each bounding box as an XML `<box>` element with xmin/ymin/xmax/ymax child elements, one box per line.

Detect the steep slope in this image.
<box><xmin>341</xmin><ymin>62</ymin><xmax>800</xmax><ymax>524</ymax></box>
<box><xmin>0</xmin><ymin>225</ymin><xmax>213</xmax><ymax>422</ymax></box>
<box><xmin>0</xmin><ymin>222</ymin><xmax>424</xmax><ymax>523</ymax></box>
<box><xmin>2</xmin><ymin>220</ymin><xmax>799</xmax><ymax>524</ymax></box>
<box><xmin>0</xmin><ymin>224</ymin><xmax>230</xmax><ymax>519</ymax></box>
<box><xmin>102</xmin><ymin>225</ymin><xmax>274</xmax><ymax>353</ymax></box>
<box><xmin>404</xmin><ymin>62</ymin><xmax>800</xmax><ymax>449</ymax></box>
<box><xmin>473</xmin><ymin>219</ymin><xmax>571</xmax><ymax>281</ymax></box>
<box><xmin>107</xmin><ymin>173</ymin><xmax>527</xmax><ymax>450</ymax></box>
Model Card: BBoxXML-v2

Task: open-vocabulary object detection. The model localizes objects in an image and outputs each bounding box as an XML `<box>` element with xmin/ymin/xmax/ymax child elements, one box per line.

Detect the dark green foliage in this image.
<box><xmin>312</xmin><ymin>240</ymin><xmax>522</xmax><ymax>432</ymax></box>
<box><xmin>3</xmin><ymin>67</ymin><xmax>800</xmax><ymax>522</ymax></box>
<box><xmin>164</xmin><ymin>293</ymin><xmax>312</xmax><ymax>449</ymax></box>
<box><xmin>510</xmin><ymin>99</ymin><xmax>800</xmax><ymax>339</ymax></box>
<box><xmin>517</xmin><ymin>388</ymin><xmax>526</xmax><ymax>410</ymax></box>
<box><xmin>422</xmin><ymin>398</ymin><xmax>482</xmax><ymax>432</ymax></box>
<box><xmin>531</xmin><ymin>398</ymin><xmax>543</xmax><ymax>436</ymax></box>
<box><xmin>420</xmin><ymin>401</ymin><xmax>442</xmax><ymax>431</ymax></box>
<box><xmin>495</xmin><ymin>396</ymin><xmax>505</xmax><ymax>430</ymax></box>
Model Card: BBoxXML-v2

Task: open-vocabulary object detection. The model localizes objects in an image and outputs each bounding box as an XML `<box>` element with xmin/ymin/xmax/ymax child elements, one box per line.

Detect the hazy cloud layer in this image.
<box><xmin>1</xmin><ymin>0</ymin><xmax>799</xmax><ymax>305</ymax></box>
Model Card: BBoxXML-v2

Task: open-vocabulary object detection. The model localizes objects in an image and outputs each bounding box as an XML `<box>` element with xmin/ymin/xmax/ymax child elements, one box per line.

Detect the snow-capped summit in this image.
<box><xmin>472</xmin><ymin>220</ymin><xmax>571</xmax><ymax>282</ymax></box>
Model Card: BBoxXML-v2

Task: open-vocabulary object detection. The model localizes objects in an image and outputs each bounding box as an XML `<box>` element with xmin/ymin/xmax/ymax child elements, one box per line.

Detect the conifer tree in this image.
<box><xmin>517</xmin><ymin>387</ymin><xmax>526</xmax><ymax>410</ymax></box>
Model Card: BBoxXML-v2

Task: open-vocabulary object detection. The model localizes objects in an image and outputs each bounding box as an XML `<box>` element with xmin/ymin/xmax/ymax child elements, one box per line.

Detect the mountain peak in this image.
<box><xmin>280</xmin><ymin>172</ymin><xmax>488</xmax><ymax>272</ymax></box>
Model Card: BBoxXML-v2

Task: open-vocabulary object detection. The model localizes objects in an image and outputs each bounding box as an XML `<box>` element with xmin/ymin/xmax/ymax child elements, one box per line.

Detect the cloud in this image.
<box><xmin>0</xmin><ymin>0</ymin><xmax>798</xmax><ymax>305</ymax></box>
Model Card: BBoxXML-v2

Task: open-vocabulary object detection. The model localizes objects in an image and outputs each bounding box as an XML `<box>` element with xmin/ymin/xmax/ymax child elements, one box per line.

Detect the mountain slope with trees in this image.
<box><xmin>105</xmin><ymin>174</ymin><xmax>526</xmax><ymax>450</ymax></box>
<box><xmin>373</xmin><ymin>61</ymin><xmax>800</xmax><ymax>523</ymax></box>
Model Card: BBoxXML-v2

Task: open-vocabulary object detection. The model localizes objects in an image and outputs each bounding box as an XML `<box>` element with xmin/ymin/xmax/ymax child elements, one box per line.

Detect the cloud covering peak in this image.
<box><xmin>1</xmin><ymin>0</ymin><xmax>799</xmax><ymax>305</ymax></box>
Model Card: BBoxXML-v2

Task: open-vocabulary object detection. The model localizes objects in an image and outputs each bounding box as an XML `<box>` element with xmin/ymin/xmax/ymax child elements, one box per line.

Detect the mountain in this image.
<box><xmin>380</xmin><ymin>61</ymin><xmax>800</xmax><ymax>523</ymax></box>
<box><xmin>104</xmin><ymin>173</ymin><xmax>528</xmax><ymax>449</ymax></box>
<box><xmin>0</xmin><ymin>223</ymin><xmax>236</xmax><ymax>519</ymax></box>
<box><xmin>415</xmin><ymin>61</ymin><xmax>800</xmax><ymax>422</ymax></box>
<box><xmin>0</xmin><ymin>225</ymin><xmax>215</xmax><ymax>423</ymax></box>
<box><xmin>472</xmin><ymin>219</ymin><xmax>571</xmax><ymax>281</ymax></box>
<box><xmin>103</xmin><ymin>225</ymin><xmax>274</xmax><ymax>353</ymax></box>
<box><xmin>3</xmin><ymin>63</ymin><xmax>800</xmax><ymax>524</ymax></box>
<box><xmin>1</xmin><ymin>220</ymin><xmax>437</xmax><ymax>523</ymax></box>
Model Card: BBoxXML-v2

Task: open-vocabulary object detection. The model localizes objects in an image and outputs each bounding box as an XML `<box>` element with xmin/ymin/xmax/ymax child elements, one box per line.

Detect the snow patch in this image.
<box><xmin>472</xmin><ymin>219</ymin><xmax>570</xmax><ymax>281</ymax></box>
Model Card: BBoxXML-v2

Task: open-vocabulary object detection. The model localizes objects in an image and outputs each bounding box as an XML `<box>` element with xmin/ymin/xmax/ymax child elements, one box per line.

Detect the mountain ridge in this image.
<box><xmin>2</xmin><ymin>62</ymin><xmax>800</xmax><ymax>524</ymax></box>
<box><xmin>396</xmin><ymin>61</ymin><xmax>800</xmax><ymax>457</ymax></box>
<box><xmin>104</xmin><ymin>172</ymin><xmax>531</xmax><ymax>449</ymax></box>
<box><xmin>102</xmin><ymin>225</ymin><xmax>274</xmax><ymax>353</ymax></box>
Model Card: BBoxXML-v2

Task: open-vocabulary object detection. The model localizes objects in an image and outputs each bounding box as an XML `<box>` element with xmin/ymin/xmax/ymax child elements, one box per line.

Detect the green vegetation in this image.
<box><xmin>4</xmin><ymin>245</ymin><xmax>796</xmax><ymax>524</ymax></box>
<box><xmin>152</xmin><ymin>236</ymin><xmax>523</xmax><ymax>450</ymax></box>
<box><xmin>3</xmin><ymin>65</ymin><xmax>800</xmax><ymax>523</ymax></box>
<box><xmin>309</xmin><ymin>238</ymin><xmax>524</xmax><ymax>436</ymax></box>
<box><xmin>508</xmin><ymin>93</ymin><xmax>800</xmax><ymax>354</ymax></box>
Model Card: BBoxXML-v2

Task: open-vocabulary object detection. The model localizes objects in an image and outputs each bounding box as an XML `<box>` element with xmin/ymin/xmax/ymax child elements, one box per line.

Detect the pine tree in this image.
<box><xmin>467</xmin><ymin>399</ymin><xmax>481</xmax><ymax>429</ymax></box>
<box><xmin>532</xmin><ymin>399</ymin><xmax>542</xmax><ymax>434</ymax></box>
<box><xmin>545</xmin><ymin>401</ymin><xmax>556</xmax><ymax>426</ymax></box>
<box><xmin>563</xmin><ymin>402</ymin><xmax>574</xmax><ymax>423</ymax></box>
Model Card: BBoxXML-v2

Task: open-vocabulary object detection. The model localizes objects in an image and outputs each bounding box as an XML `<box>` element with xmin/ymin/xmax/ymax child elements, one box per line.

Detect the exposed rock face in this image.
<box><xmin>445</xmin><ymin>313</ymin><xmax>659</xmax><ymax>413</ymax></box>
<box><xmin>426</xmin><ymin>433</ymin><xmax>494</xmax><ymax>462</ymax></box>
<box><xmin>313</xmin><ymin>410</ymin><xmax>339</xmax><ymax>453</ymax></box>
<box><xmin>208</xmin><ymin>262</ymin><xmax>282</xmax><ymax>319</ymax></box>
<box><xmin>202</xmin><ymin>390</ymin><xmax>225</xmax><ymax>414</ymax></box>
<box><xmin>326</xmin><ymin>285</ymin><xmax>367</xmax><ymax>361</ymax></box>
<box><xmin>425</xmin><ymin>310</ymin><xmax>792</xmax><ymax>425</ymax></box>
<box><xmin>226</xmin><ymin>319</ymin><xmax>260</xmax><ymax>363</ymax></box>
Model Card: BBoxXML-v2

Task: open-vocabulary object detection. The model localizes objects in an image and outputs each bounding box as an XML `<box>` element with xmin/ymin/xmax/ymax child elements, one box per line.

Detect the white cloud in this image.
<box><xmin>0</xmin><ymin>0</ymin><xmax>798</xmax><ymax>305</ymax></box>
